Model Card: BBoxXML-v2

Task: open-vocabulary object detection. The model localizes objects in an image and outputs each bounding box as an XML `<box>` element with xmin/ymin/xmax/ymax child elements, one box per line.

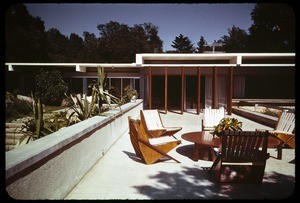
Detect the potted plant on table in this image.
<box><xmin>212</xmin><ymin>117</ymin><xmax>243</xmax><ymax>137</ymax></box>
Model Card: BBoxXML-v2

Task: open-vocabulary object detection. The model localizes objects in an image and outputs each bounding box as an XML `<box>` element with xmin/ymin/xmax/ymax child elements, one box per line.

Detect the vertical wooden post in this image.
<box><xmin>164</xmin><ymin>66</ymin><xmax>168</xmax><ymax>114</ymax></box>
<box><xmin>181</xmin><ymin>66</ymin><xmax>184</xmax><ymax>114</ymax></box>
<box><xmin>149</xmin><ymin>66</ymin><xmax>152</xmax><ymax>109</ymax></box>
<box><xmin>212</xmin><ymin>66</ymin><xmax>218</xmax><ymax>109</ymax></box>
<box><xmin>227</xmin><ymin>66</ymin><xmax>233</xmax><ymax>115</ymax></box>
<box><xmin>197</xmin><ymin>67</ymin><xmax>201</xmax><ymax>115</ymax></box>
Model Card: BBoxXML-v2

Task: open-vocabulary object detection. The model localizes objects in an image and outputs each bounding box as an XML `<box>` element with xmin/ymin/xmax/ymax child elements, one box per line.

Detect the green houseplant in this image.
<box><xmin>213</xmin><ymin>117</ymin><xmax>243</xmax><ymax>137</ymax></box>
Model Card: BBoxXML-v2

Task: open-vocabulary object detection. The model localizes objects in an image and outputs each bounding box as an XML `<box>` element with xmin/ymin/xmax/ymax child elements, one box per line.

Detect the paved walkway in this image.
<box><xmin>65</xmin><ymin>111</ymin><xmax>295</xmax><ymax>200</ymax></box>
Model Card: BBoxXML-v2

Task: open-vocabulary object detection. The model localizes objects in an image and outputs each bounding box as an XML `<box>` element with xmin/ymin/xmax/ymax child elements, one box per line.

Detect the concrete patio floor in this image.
<box><xmin>65</xmin><ymin>111</ymin><xmax>295</xmax><ymax>200</ymax></box>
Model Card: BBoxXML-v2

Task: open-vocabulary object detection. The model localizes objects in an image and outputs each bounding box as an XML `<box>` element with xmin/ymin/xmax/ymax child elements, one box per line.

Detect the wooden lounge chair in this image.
<box><xmin>202</xmin><ymin>107</ymin><xmax>225</xmax><ymax>131</ymax></box>
<box><xmin>128</xmin><ymin>116</ymin><xmax>181</xmax><ymax>165</ymax></box>
<box><xmin>140</xmin><ymin>109</ymin><xmax>182</xmax><ymax>138</ymax></box>
<box><xmin>257</xmin><ymin>111</ymin><xmax>295</xmax><ymax>159</ymax></box>
<box><xmin>209</xmin><ymin>130</ymin><xmax>270</xmax><ymax>184</ymax></box>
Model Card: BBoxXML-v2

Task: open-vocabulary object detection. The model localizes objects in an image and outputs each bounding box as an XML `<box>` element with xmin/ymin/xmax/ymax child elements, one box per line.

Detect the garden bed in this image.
<box><xmin>6</xmin><ymin>99</ymin><xmax>143</xmax><ymax>199</ymax></box>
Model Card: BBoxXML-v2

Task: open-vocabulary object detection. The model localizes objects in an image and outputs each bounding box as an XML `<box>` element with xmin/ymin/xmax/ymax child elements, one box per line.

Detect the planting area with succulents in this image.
<box><xmin>5</xmin><ymin>66</ymin><xmax>139</xmax><ymax>151</ymax></box>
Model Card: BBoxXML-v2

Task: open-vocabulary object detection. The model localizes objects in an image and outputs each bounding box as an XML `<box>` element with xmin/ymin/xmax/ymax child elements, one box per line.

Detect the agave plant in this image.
<box><xmin>213</xmin><ymin>117</ymin><xmax>243</xmax><ymax>136</ymax></box>
<box><xmin>65</xmin><ymin>93</ymin><xmax>98</xmax><ymax>125</ymax></box>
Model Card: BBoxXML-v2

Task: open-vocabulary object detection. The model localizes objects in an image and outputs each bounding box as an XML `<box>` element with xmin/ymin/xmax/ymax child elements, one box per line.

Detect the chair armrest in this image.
<box><xmin>162</xmin><ymin>126</ymin><xmax>182</xmax><ymax>136</ymax></box>
<box><xmin>271</xmin><ymin>130</ymin><xmax>294</xmax><ymax>136</ymax></box>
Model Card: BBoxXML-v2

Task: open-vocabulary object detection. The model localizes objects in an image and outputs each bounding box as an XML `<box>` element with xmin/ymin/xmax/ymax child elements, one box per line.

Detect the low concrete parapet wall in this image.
<box><xmin>232</xmin><ymin>106</ymin><xmax>278</xmax><ymax>128</ymax></box>
<box><xmin>6</xmin><ymin>100</ymin><xmax>143</xmax><ymax>200</ymax></box>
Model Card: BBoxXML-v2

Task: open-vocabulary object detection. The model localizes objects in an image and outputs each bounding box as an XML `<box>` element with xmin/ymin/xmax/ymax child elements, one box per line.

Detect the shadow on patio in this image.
<box><xmin>65</xmin><ymin>111</ymin><xmax>295</xmax><ymax>200</ymax></box>
<box><xmin>133</xmin><ymin>166</ymin><xmax>295</xmax><ymax>199</ymax></box>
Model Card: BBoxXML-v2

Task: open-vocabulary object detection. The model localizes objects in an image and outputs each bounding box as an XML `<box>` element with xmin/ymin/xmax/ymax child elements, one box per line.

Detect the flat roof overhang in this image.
<box><xmin>5</xmin><ymin>63</ymin><xmax>136</xmax><ymax>72</ymax></box>
<box><xmin>5</xmin><ymin>53</ymin><xmax>295</xmax><ymax>72</ymax></box>
<box><xmin>136</xmin><ymin>53</ymin><xmax>295</xmax><ymax>66</ymax></box>
<box><xmin>136</xmin><ymin>53</ymin><xmax>295</xmax><ymax>60</ymax></box>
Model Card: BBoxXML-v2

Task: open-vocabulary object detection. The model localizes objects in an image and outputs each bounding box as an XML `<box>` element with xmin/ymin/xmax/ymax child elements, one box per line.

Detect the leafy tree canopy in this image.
<box><xmin>97</xmin><ymin>21</ymin><xmax>163</xmax><ymax>62</ymax></box>
<box><xmin>220</xmin><ymin>25</ymin><xmax>248</xmax><ymax>53</ymax></box>
<box><xmin>5</xmin><ymin>4</ymin><xmax>49</xmax><ymax>62</ymax></box>
<box><xmin>247</xmin><ymin>3</ymin><xmax>295</xmax><ymax>52</ymax></box>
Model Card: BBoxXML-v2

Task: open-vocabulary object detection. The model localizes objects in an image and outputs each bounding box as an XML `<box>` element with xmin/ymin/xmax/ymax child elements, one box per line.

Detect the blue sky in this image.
<box><xmin>25</xmin><ymin>3</ymin><xmax>256</xmax><ymax>51</ymax></box>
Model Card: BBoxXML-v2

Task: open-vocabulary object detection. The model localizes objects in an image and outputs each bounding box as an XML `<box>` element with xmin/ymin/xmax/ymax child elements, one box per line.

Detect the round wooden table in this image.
<box><xmin>182</xmin><ymin>131</ymin><xmax>283</xmax><ymax>161</ymax></box>
<box><xmin>181</xmin><ymin>131</ymin><xmax>220</xmax><ymax>161</ymax></box>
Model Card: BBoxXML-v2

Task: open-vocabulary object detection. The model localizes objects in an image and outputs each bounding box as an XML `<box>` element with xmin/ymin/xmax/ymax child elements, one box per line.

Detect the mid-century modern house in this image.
<box><xmin>5</xmin><ymin>53</ymin><xmax>295</xmax><ymax>115</ymax></box>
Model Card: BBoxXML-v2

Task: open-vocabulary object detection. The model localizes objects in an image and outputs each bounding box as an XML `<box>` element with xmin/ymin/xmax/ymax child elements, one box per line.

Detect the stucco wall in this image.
<box><xmin>6</xmin><ymin>100</ymin><xmax>143</xmax><ymax>200</ymax></box>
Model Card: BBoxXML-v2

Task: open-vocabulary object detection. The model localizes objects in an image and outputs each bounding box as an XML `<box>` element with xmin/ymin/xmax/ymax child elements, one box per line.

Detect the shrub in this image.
<box><xmin>120</xmin><ymin>85</ymin><xmax>138</xmax><ymax>104</ymax></box>
<box><xmin>213</xmin><ymin>117</ymin><xmax>243</xmax><ymax>137</ymax></box>
<box><xmin>35</xmin><ymin>69</ymin><xmax>69</xmax><ymax>106</ymax></box>
<box><xmin>6</xmin><ymin>92</ymin><xmax>32</xmax><ymax>121</ymax></box>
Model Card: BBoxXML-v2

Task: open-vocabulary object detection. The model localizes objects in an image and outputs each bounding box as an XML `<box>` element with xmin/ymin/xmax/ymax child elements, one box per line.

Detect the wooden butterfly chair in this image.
<box><xmin>128</xmin><ymin>116</ymin><xmax>181</xmax><ymax>164</ymax></box>
<box><xmin>128</xmin><ymin>116</ymin><xmax>145</xmax><ymax>162</ymax></box>
<box><xmin>257</xmin><ymin>111</ymin><xmax>295</xmax><ymax>159</ymax></box>
<box><xmin>202</xmin><ymin>108</ymin><xmax>225</xmax><ymax>131</ymax></box>
<box><xmin>140</xmin><ymin>109</ymin><xmax>182</xmax><ymax>138</ymax></box>
<box><xmin>209</xmin><ymin>130</ymin><xmax>270</xmax><ymax>184</ymax></box>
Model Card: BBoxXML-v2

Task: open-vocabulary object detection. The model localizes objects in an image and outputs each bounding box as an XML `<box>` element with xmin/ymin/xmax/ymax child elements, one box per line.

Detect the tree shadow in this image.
<box><xmin>133</xmin><ymin>167</ymin><xmax>295</xmax><ymax>200</ymax></box>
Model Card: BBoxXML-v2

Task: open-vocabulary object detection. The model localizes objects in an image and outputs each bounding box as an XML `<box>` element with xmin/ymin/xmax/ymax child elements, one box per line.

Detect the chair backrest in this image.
<box><xmin>220</xmin><ymin>130</ymin><xmax>269</xmax><ymax>163</ymax></box>
<box><xmin>203</xmin><ymin>108</ymin><xmax>225</xmax><ymax>128</ymax></box>
<box><xmin>140</xmin><ymin>110</ymin><xmax>164</xmax><ymax>130</ymax></box>
<box><xmin>275</xmin><ymin>111</ymin><xmax>295</xmax><ymax>134</ymax></box>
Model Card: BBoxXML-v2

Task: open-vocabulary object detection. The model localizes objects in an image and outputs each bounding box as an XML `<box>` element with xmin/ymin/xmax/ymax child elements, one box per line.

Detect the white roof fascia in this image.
<box><xmin>240</xmin><ymin>64</ymin><xmax>295</xmax><ymax>67</ymax></box>
<box><xmin>5</xmin><ymin>63</ymin><xmax>135</xmax><ymax>71</ymax></box>
<box><xmin>141</xmin><ymin>64</ymin><xmax>237</xmax><ymax>67</ymax></box>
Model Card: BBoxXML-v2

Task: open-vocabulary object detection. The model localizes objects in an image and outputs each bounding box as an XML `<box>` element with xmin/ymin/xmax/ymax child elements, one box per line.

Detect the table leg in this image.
<box><xmin>194</xmin><ymin>143</ymin><xmax>199</xmax><ymax>161</ymax></box>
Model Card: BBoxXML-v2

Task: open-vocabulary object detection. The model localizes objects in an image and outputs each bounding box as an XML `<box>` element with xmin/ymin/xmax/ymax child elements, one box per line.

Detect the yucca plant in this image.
<box><xmin>213</xmin><ymin>117</ymin><xmax>243</xmax><ymax>137</ymax></box>
<box><xmin>96</xmin><ymin>66</ymin><xmax>121</xmax><ymax>111</ymax></box>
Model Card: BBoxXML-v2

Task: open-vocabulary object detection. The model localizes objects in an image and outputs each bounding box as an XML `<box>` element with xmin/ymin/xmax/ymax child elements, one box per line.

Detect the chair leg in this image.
<box><xmin>209</xmin><ymin>155</ymin><xmax>220</xmax><ymax>172</ymax></box>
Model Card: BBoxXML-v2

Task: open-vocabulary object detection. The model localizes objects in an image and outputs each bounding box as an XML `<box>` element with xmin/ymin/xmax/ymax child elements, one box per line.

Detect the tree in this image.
<box><xmin>97</xmin><ymin>21</ymin><xmax>163</xmax><ymax>62</ymax></box>
<box><xmin>97</xmin><ymin>21</ymin><xmax>132</xmax><ymax>62</ymax></box>
<box><xmin>82</xmin><ymin>31</ymin><xmax>100</xmax><ymax>63</ymax></box>
<box><xmin>171</xmin><ymin>34</ymin><xmax>194</xmax><ymax>53</ymax></box>
<box><xmin>5</xmin><ymin>4</ymin><xmax>49</xmax><ymax>62</ymax></box>
<box><xmin>196</xmin><ymin>36</ymin><xmax>207</xmax><ymax>53</ymax></box>
<box><xmin>220</xmin><ymin>26</ymin><xmax>248</xmax><ymax>53</ymax></box>
<box><xmin>46</xmin><ymin>28</ymin><xmax>69</xmax><ymax>62</ymax></box>
<box><xmin>67</xmin><ymin>33</ymin><xmax>84</xmax><ymax>62</ymax></box>
<box><xmin>143</xmin><ymin>22</ymin><xmax>163</xmax><ymax>53</ymax></box>
<box><xmin>247</xmin><ymin>3</ymin><xmax>295</xmax><ymax>52</ymax></box>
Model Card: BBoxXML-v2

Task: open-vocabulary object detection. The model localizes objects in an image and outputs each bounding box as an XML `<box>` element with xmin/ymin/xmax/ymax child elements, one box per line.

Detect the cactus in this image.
<box><xmin>35</xmin><ymin>95</ymin><xmax>43</xmax><ymax>139</ymax></box>
<box><xmin>54</xmin><ymin>114</ymin><xmax>58</xmax><ymax>132</ymax></box>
